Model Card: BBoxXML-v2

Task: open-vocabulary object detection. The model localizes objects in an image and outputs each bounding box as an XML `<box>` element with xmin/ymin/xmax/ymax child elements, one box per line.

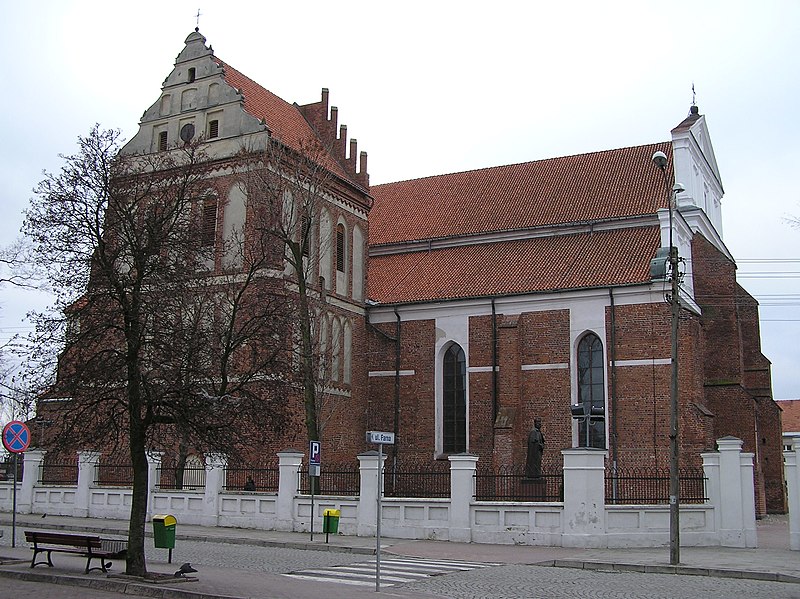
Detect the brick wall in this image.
<box><xmin>692</xmin><ymin>233</ymin><xmax>784</xmax><ymax>513</ymax></box>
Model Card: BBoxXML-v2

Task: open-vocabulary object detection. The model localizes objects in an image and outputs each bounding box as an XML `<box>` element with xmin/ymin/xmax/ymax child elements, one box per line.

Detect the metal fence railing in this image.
<box><xmin>605</xmin><ymin>466</ymin><xmax>707</xmax><ymax>504</ymax></box>
<box><xmin>1</xmin><ymin>456</ymin><xmax>23</xmax><ymax>481</ymax></box>
<box><xmin>298</xmin><ymin>462</ymin><xmax>360</xmax><ymax>496</ymax></box>
<box><xmin>39</xmin><ymin>458</ymin><xmax>78</xmax><ymax>485</ymax></box>
<box><xmin>94</xmin><ymin>460</ymin><xmax>134</xmax><ymax>487</ymax></box>
<box><xmin>384</xmin><ymin>461</ymin><xmax>450</xmax><ymax>498</ymax></box>
<box><xmin>474</xmin><ymin>465</ymin><xmax>563</xmax><ymax>502</ymax></box>
<box><xmin>224</xmin><ymin>466</ymin><xmax>279</xmax><ymax>492</ymax></box>
<box><xmin>156</xmin><ymin>457</ymin><xmax>206</xmax><ymax>491</ymax></box>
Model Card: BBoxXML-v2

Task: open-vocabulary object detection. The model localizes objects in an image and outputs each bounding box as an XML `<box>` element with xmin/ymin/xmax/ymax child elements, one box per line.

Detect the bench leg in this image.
<box><xmin>31</xmin><ymin>549</ymin><xmax>54</xmax><ymax>569</ymax></box>
<box><xmin>86</xmin><ymin>555</ymin><xmax>112</xmax><ymax>574</ymax></box>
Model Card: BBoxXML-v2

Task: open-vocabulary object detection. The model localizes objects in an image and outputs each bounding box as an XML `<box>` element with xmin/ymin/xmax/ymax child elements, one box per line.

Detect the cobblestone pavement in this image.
<box><xmin>4</xmin><ymin>518</ymin><xmax>800</xmax><ymax>598</ymax></box>
<box><xmin>404</xmin><ymin>565</ymin><xmax>800</xmax><ymax>599</ymax></box>
<box><xmin>0</xmin><ymin>578</ymin><xmax>130</xmax><ymax>599</ymax></box>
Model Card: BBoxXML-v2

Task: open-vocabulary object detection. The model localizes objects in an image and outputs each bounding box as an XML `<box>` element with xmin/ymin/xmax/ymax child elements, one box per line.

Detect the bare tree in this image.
<box><xmin>17</xmin><ymin>126</ymin><xmax>292</xmax><ymax>576</ymax></box>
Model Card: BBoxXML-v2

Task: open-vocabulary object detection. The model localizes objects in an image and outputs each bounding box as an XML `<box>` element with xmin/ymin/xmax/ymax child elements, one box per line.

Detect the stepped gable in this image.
<box><xmin>214</xmin><ymin>59</ymin><xmax>356</xmax><ymax>183</ymax></box>
<box><xmin>369</xmin><ymin>142</ymin><xmax>672</xmax><ymax>246</ymax></box>
<box><xmin>368</xmin><ymin>225</ymin><xmax>660</xmax><ymax>304</ymax></box>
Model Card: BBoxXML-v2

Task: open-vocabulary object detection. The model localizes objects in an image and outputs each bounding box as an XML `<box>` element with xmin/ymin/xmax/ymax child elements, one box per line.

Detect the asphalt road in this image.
<box><xmin>4</xmin><ymin>529</ymin><xmax>800</xmax><ymax>598</ymax></box>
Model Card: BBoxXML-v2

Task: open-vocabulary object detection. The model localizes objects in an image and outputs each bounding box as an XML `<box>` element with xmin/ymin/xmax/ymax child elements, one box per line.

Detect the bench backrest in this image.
<box><xmin>25</xmin><ymin>531</ymin><xmax>102</xmax><ymax>549</ymax></box>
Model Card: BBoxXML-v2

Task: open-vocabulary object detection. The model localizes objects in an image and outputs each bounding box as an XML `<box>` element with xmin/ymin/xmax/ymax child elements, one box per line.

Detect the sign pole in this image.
<box><xmin>365</xmin><ymin>431</ymin><xmax>394</xmax><ymax>592</ymax></box>
<box><xmin>3</xmin><ymin>421</ymin><xmax>31</xmax><ymax>549</ymax></box>
<box><xmin>12</xmin><ymin>453</ymin><xmax>18</xmax><ymax>548</ymax></box>
<box><xmin>310</xmin><ymin>480</ymin><xmax>315</xmax><ymax>542</ymax></box>
<box><xmin>376</xmin><ymin>441</ymin><xmax>382</xmax><ymax>592</ymax></box>
<box><xmin>309</xmin><ymin>440</ymin><xmax>321</xmax><ymax>542</ymax></box>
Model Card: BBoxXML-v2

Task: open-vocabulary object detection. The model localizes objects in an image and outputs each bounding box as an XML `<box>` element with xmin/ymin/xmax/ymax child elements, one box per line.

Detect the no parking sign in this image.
<box><xmin>2</xmin><ymin>421</ymin><xmax>30</xmax><ymax>453</ymax></box>
<box><xmin>3</xmin><ymin>420</ymin><xmax>30</xmax><ymax>549</ymax></box>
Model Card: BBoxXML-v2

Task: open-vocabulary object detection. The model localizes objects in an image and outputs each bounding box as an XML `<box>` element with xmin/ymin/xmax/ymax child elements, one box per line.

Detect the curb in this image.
<box><xmin>1</xmin><ymin>518</ymin><xmax>376</xmax><ymax>556</ymax></box>
<box><xmin>547</xmin><ymin>559</ymin><xmax>800</xmax><ymax>584</ymax></box>
<box><xmin>0</xmin><ymin>568</ymin><xmax>245</xmax><ymax>599</ymax></box>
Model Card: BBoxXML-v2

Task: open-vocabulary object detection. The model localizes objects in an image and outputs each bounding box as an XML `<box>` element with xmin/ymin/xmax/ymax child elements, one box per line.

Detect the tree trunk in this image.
<box><xmin>126</xmin><ymin>417</ymin><xmax>149</xmax><ymax>576</ymax></box>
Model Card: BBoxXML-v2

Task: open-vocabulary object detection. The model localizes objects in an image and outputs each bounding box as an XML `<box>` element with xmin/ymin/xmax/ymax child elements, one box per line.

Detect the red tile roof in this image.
<box><xmin>369</xmin><ymin>143</ymin><xmax>673</xmax><ymax>246</ymax></box>
<box><xmin>367</xmin><ymin>226</ymin><xmax>660</xmax><ymax>304</ymax></box>
<box><xmin>778</xmin><ymin>400</ymin><xmax>800</xmax><ymax>433</ymax></box>
<box><xmin>214</xmin><ymin>59</ymin><xmax>350</xmax><ymax>180</ymax></box>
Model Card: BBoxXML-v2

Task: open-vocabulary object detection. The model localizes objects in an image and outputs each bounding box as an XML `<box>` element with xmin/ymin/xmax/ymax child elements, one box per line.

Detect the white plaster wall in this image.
<box><xmin>222</xmin><ymin>183</ymin><xmax>246</xmax><ymax>269</ymax></box>
<box><xmin>352</xmin><ymin>224</ymin><xmax>365</xmax><ymax>301</ymax></box>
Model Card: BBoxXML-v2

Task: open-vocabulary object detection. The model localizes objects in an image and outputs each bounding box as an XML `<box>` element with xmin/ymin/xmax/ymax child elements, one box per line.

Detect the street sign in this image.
<box><xmin>366</xmin><ymin>431</ymin><xmax>395</xmax><ymax>445</ymax></box>
<box><xmin>309</xmin><ymin>440</ymin><xmax>321</xmax><ymax>465</ymax></box>
<box><xmin>2</xmin><ymin>421</ymin><xmax>30</xmax><ymax>454</ymax></box>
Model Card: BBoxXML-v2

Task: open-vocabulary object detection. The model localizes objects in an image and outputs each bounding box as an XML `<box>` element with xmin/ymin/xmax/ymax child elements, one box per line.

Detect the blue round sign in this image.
<box><xmin>2</xmin><ymin>421</ymin><xmax>30</xmax><ymax>453</ymax></box>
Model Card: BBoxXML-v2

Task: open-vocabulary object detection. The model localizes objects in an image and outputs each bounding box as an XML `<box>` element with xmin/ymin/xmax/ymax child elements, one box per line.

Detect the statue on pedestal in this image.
<box><xmin>525</xmin><ymin>418</ymin><xmax>545</xmax><ymax>479</ymax></box>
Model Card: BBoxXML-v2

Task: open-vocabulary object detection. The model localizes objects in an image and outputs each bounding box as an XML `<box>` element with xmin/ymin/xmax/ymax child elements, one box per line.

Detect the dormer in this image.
<box><xmin>671</xmin><ymin>106</ymin><xmax>725</xmax><ymax>238</ymax></box>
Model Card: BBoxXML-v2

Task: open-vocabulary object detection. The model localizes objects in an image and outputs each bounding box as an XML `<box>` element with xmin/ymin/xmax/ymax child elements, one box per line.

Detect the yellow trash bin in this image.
<box><xmin>322</xmin><ymin>508</ymin><xmax>341</xmax><ymax>541</ymax></box>
<box><xmin>152</xmin><ymin>514</ymin><xmax>177</xmax><ymax>549</ymax></box>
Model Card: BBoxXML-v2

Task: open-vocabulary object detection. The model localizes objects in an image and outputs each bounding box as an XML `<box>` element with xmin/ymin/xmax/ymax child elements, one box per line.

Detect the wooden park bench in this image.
<box><xmin>24</xmin><ymin>530</ymin><xmax>128</xmax><ymax>574</ymax></box>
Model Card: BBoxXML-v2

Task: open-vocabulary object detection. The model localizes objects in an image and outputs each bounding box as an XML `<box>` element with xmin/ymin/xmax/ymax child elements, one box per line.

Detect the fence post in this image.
<box><xmin>561</xmin><ymin>448</ymin><xmax>607</xmax><ymax>547</ymax></box>
<box><xmin>716</xmin><ymin>436</ymin><xmax>756</xmax><ymax>548</ymax></box>
<box><xmin>785</xmin><ymin>437</ymin><xmax>800</xmax><ymax>550</ymax></box>
<box><xmin>75</xmin><ymin>450</ymin><xmax>101</xmax><ymax>518</ymax></box>
<box><xmin>146</xmin><ymin>451</ymin><xmax>163</xmax><ymax>520</ymax></box>
<box><xmin>448</xmin><ymin>454</ymin><xmax>478</xmax><ymax>543</ymax></box>
<box><xmin>739</xmin><ymin>445</ymin><xmax>757</xmax><ymax>548</ymax></box>
<box><xmin>701</xmin><ymin>449</ymin><xmax>721</xmax><ymax>537</ymax></box>
<box><xmin>201</xmin><ymin>452</ymin><xmax>226</xmax><ymax>526</ymax></box>
<box><xmin>276</xmin><ymin>450</ymin><xmax>303</xmax><ymax>531</ymax></box>
<box><xmin>357</xmin><ymin>450</ymin><xmax>383</xmax><ymax>537</ymax></box>
<box><xmin>18</xmin><ymin>449</ymin><xmax>46</xmax><ymax>515</ymax></box>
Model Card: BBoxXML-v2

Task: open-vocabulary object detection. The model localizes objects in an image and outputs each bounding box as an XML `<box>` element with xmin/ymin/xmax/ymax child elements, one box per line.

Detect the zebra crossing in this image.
<box><xmin>284</xmin><ymin>555</ymin><xmax>500</xmax><ymax>587</ymax></box>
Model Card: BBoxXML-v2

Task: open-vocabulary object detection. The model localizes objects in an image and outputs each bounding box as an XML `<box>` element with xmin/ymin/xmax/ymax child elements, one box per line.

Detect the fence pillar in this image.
<box><xmin>561</xmin><ymin>448</ymin><xmax>607</xmax><ymax>548</ymax></box>
<box><xmin>146</xmin><ymin>451</ymin><xmax>163</xmax><ymax>520</ymax></box>
<box><xmin>276</xmin><ymin>450</ymin><xmax>303</xmax><ymax>531</ymax></box>
<box><xmin>716</xmin><ymin>436</ymin><xmax>757</xmax><ymax>548</ymax></box>
<box><xmin>701</xmin><ymin>449</ymin><xmax>721</xmax><ymax>536</ymax></box>
<box><xmin>200</xmin><ymin>452</ymin><xmax>226</xmax><ymax>526</ymax></box>
<box><xmin>785</xmin><ymin>438</ymin><xmax>800</xmax><ymax>550</ymax></box>
<box><xmin>448</xmin><ymin>454</ymin><xmax>478</xmax><ymax>543</ymax></box>
<box><xmin>18</xmin><ymin>449</ymin><xmax>46</xmax><ymax>515</ymax></box>
<box><xmin>357</xmin><ymin>450</ymin><xmax>384</xmax><ymax>537</ymax></box>
<box><xmin>75</xmin><ymin>450</ymin><xmax>101</xmax><ymax>518</ymax></box>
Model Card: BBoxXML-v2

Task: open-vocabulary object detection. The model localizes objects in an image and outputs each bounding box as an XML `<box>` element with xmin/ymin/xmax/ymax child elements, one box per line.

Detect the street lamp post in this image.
<box><xmin>652</xmin><ymin>150</ymin><xmax>684</xmax><ymax>566</ymax></box>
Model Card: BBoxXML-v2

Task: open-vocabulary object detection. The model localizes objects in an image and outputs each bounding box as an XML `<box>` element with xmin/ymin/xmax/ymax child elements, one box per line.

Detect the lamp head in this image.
<box><xmin>652</xmin><ymin>151</ymin><xmax>668</xmax><ymax>169</ymax></box>
<box><xmin>673</xmin><ymin>182</ymin><xmax>685</xmax><ymax>194</ymax></box>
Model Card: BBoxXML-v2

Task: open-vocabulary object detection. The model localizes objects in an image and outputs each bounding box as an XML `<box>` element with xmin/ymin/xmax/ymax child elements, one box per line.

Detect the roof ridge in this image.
<box><xmin>373</xmin><ymin>141</ymin><xmax>672</xmax><ymax>188</ymax></box>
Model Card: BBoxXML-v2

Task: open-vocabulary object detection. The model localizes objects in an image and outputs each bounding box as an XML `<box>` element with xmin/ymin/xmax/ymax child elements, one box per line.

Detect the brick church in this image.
<box><xmin>41</xmin><ymin>29</ymin><xmax>786</xmax><ymax>514</ymax></box>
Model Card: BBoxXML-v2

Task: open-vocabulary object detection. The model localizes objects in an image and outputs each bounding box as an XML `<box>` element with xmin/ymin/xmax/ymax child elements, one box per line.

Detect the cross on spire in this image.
<box><xmin>195</xmin><ymin>8</ymin><xmax>202</xmax><ymax>29</ymax></box>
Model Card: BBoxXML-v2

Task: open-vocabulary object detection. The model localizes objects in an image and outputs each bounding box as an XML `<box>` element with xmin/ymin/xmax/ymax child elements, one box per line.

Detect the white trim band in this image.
<box><xmin>613</xmin><ymin>358</ymin><xmax>671</xmax><ymax>367</ymax></box>
<box><xmin>368</xmin><ymin>370</ymin><xmax>416</xmax><ymax>377</ymax></box>
<box><xmin>468</xmin><ymin>366</ymin><xmax>499</xmax><ymax>373</ymax></box>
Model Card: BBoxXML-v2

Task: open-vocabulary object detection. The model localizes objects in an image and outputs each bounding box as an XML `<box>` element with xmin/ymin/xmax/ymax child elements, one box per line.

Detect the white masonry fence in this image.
<box><xmin>0</xmin><ymin>436</ymin><xmax>769</xmax><ymax>549</ymax></box>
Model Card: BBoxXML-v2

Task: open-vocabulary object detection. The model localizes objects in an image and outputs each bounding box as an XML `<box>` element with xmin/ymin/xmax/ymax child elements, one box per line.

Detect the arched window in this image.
<box><xmin>336</xmin><ymin>223</ymin><xmax>346</xmax><ymax>273</ymax></box>
<box><xmin>343</xmin><ymin>319</ymin><xmax>352</xmax><ymax>384</ymax></box>
<box><xmin>577</xmin><ymin>332</ymin><xmax>606</xmax><ymax>449</ymax></box>
<box><xmin>331</xmin><ymin>316</ymin><xmax>342</xmax><ymax>382</ymax></box>
<box><xmin>443</xmin><ymin>343</ymin><xmax>467</xmax><ymax>453</ymax></box>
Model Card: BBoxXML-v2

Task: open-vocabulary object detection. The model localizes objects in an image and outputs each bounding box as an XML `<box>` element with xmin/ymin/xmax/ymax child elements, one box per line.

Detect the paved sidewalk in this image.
<box><xmin>0</xmin><ymin>513</ymin><xmax>797</xmax><ymax>598</ymax></box>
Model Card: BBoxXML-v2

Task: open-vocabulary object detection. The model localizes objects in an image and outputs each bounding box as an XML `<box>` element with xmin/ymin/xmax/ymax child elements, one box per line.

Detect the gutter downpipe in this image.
<box><xmin>393</xmin><ymin>307</ymin><xmax>401</xmax><ymax>477</ymax></box>
<box><xmin>491</xmin><ymin>298</ymin><xmax>498</xmax><ymax>423</ymax></box>
<box><xmin>609</xmin><ymin>288</ymin><xmax>618</xmax><ymax>501</ymax></box>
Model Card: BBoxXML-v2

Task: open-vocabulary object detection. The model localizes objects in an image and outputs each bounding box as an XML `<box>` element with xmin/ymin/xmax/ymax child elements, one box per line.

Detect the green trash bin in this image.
<box><xmin>152</xmin><ymin>514</ymin><xmax>177</xmax><ymax>549</ymax></box>
<box><xmin>322</xmin><ymin>508</ymin><xmax>340</xmax><ymax>540</ymax></box>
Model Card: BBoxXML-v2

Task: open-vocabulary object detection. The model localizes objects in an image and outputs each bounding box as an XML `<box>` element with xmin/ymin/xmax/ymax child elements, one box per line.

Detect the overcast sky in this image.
<box><xmin>1</xmin><ymin>1</ymin><xmax>798</xmax><ymax>400</ymax></box>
